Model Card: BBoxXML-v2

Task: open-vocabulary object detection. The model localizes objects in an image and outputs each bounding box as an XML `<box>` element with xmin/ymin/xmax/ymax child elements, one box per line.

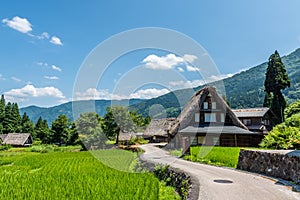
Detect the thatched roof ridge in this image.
<box><xmin>169</xmin><ymin>86</ymin><xmax>247</xmax><ymax>134</ymax></box>
<box><xmin>2</xmin><ymin>133</ymin><xmax>32</xmax><ymax>146</ymax></box>
<box><xmin>144</xmin><ymin>118</ymin><xmax>177</xmax><ymax>137</ymax></box>
<box><xmin>118</xmin><ymin>131</ymin><xmax>137</xmax><ymax>142</ymax></box>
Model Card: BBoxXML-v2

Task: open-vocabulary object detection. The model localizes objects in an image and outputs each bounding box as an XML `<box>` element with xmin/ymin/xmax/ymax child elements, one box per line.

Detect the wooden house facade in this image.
<box><xmin>169</xmin><ymin>86</ymin><xmax>263</xmax><ymax>150</ymax></box>
<box><xmin>232</xmin><ymin>108</ymin><xmax>274</xmax><ymax>134</ymax></box>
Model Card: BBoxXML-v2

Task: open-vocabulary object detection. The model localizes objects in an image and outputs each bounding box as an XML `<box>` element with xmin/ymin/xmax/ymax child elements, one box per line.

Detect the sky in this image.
<box><xmin>1</xmin><ymin>0</ymin><xmax>300</xmax><ymax>108</ymax></box>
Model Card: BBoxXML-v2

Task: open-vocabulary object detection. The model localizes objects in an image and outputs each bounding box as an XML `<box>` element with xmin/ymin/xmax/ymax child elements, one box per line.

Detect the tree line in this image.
<box><xmin>0</xmin><ymin>95</ymin><xmax>149</xmax><ymax>148</ymax></box>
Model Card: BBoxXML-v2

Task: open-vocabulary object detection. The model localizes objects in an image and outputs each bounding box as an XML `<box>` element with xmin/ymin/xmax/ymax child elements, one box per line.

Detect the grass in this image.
<box><xmin>0</xmin><ymin>149</ymin><xmax>180</xmax><ymax>199</ymax></box>
<box><xmin>185</xmin><ymin>146</ymin><xmax>241</xmax><ymax>168</ymax></box>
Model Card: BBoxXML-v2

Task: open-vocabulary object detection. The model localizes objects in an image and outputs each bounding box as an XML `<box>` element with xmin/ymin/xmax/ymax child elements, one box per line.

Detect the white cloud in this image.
<box><xmin>2</xmin><ymin>16</ymin><xmax>63</xmax><ymax>46</ymax></box>
<box><xmin>186</xmin><ymin>65</ymin><xmax>200</xmax><ymax>72</ymax></box>
<box><xmin>37</xmin><ymin>32</ymin><xmax>50</xmax><ymax>40</ymax></box>
<box><xmin>177</xmin><ymin>67</ymin><xmax>185</xmax><ymax>72</ymax></box>
<box><xmin>4</xmin><ymin>85</ymin><xmax>65</xmax><ymax>102</ymax></box>
<box><xmin>50</xmin><ymin>36</ymin><xmax>63</xmax><ymax>45</ymax></box>
<box><xmin>142</xmin><ymin>53</ymin><xmax>198</xmax><ymax>70</ymax></box>
<box><xmin>11</xmin><ymin>76</ymin><xmax>22</xmax><ymax>82</ymax></box>
<box><xmin>74</xmin><ymin>88</ymin><xmax>170</xmax><ymax>101</ymax></box>
<box><xmin>44</xmin><ymin>76</ymin><xmax>59</xmax><ymax>80</ymax></box>
<box><xmin>169</xmin><ymin>80</ymin><xmax>206</xmax><ymax>89</ymax></box>
<box><xmin>129</xmin><ymin>88</ymin><xmax>170</xmax><ymax>99</ymax></box>
<box><xmin>51</xmin><ymin>65</ymin><xmax>62</xmax><ymax>71</ymax></box>
<box><xmin>2</xmin><ymin>16</ymin><xmax>32</xmax><ymax>33</ymax></box>
<box><xmin>183</xmin><ymin>54</ymin><xmax>198</xmax><ymax>63</ymax></box>
<box><xmin>37</xmin><ymin>62</ymin><xmax>48</xmax><ymax>67</ymax></box>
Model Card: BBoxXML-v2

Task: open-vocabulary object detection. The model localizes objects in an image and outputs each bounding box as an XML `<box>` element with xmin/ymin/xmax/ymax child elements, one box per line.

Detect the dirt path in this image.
<box><xmin>140</xmin><ymin>144</ymin><xmax>300</xmax><ymax>200</ymax></box>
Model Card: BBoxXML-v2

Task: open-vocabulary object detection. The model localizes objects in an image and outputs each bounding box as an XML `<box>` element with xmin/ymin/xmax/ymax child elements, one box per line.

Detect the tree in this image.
<box><xmin>34</xmin><ymin>116</ymin><xmax>50</xmax><ymax>142</ymax></box>
<box><xmin>3</xmin><ymin>102</ymin><xmax>14</xmax><ymax>133</ymax></box>
<box><xmin>0</xmin><ymin>95</ymin><xmax>5</xmax><ymax>134</ymax></box>
<box><xmin>284</xmin><ymin>100</ymin><xmax>300</xmax><ymax>119</ymax></box>
<box><xmin>67</xmin><ymin>122</ymin><xmax>79</xmax><ymax>145</ymax></box>
<box><xmin>51</xmin><ymin>114</ymin><xmax>70</xmax><ymax>145</ymax></box>
<box><xmin>264</xmin><ymin>50</ymin><xmax>290</xmax><ymax>124</ymax></box>
<box><xmin>76</xmin><ymin>112</ymin><xmax>106</xmax><ymax>149</ymax></box>
<box><xmin>11</xmin><ymin>103</ymin><xmax>22</xmax><ymax>132</ymax></box>
<box><xmin>20</xmin><ymin>112</ymin><xmax>35</xmax><ymax>134</ymax></box>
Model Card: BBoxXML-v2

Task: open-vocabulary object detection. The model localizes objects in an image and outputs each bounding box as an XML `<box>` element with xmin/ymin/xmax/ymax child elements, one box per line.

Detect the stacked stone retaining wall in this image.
<box><xmin>237</xmin><ymin>149</ymin><xmax>300</xmax><ymax>184</ymax></box>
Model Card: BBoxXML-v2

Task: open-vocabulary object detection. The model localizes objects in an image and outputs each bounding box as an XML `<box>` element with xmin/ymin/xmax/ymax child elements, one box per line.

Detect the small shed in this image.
<box><xmin>143</xmin><ymin>118</ymin><xmax>177</xmax><ymax>143</ymax></box>
<box><xmin>1</xmin><ymin>133</ymin><xmax>33</xmax><ymax>147</ymax></box>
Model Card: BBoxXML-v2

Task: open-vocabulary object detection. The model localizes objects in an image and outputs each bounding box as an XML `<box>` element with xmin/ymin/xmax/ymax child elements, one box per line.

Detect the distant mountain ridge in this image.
<box><xmin>21</xmin><ymin>48</ymin><xmax>300</xmax><ymax>123</ymax></box>
<box><xmin>20</xmin><ymin>99</ymin><xmax>144</xmax><ymax>124</ymax></box>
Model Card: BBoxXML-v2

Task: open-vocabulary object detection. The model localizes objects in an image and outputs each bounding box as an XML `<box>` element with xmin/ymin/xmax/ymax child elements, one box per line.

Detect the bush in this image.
<box><xmin>0</xmin><ymin>144</ymin><xmax>12</xmax><ymax>151</ymax></box>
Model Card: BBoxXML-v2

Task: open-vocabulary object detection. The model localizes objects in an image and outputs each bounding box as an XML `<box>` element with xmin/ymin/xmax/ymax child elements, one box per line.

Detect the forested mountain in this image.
<box><xmin>20</xmin><ymin>48</ymin><xmax>300</xmax><ymax>123</ymax></box>
<box><xmin>20</xmin><ymin>99</ymin><xmax>144</xmax><ymax>124</ymax></box>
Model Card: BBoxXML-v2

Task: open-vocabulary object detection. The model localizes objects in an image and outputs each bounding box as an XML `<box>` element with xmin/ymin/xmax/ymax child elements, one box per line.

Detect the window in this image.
<box><xmin>198</xmin><ymin>136</ymin><xmax>205</xmax><ymax>145</ymax></box>
<box><xmin>263</xmin><ymin>119</ymin><xmax>270</xmax><ymax>125</ymax></box>
<box><xmin>242</xmin><ymin>119</ymin><xmax>251</xmax><ymax>125</ymax></box>
<box><xmin>212</xmin><ymin>137</ymin><xmax>220</xmax><ymax>146</ymax></box>
<box><xmin>203</xmin><ymin>102</ymin><xmax>208</xmax><ymax>109</ymax></box>
<box><xmin>205</xmin><ymin>113</ymin><xmax>216</xmax><ymax>122</ymax></box>
<box><xmin>195</xmin><ymin>113</ymin><xmax>200</xmax><ymax>122</ymax></box>
<box><xmin>212</xmin><ymin>102</ymin><xmax>216</xmax><ymax>109</ymax></box>
<box><xmin>220</xmin><ymin>113</ymin><xmax>225</xmax><ymax>123</ymax></box>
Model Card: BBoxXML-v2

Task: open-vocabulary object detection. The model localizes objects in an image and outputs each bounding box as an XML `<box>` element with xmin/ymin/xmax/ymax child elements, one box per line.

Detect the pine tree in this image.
<box><xmin>264</xmin><ymin>50</ymin><xmax>290</xmax><ymax>124</ymax></box>
<box><xmin>21</xmin><ymin>112</ymin><xmax>35</xmax><ymax>135</ymax></box>
<box><xmin>51</xmin><ymin>114</ymin><xmax>70</xmax><ymax>145</ymax></box>
<box><xmin>34</xmin><ymin>117</ymin><xmax>50</xmax><ymax>143</ymax></box>
<box><xmin>0</xmin><ymin>95</ymin><xmax>5</xmax><ymax>134</ymax></box>
<box><xmin>3</xmin><ymin>102</ymin><xmax>14</xmax><ymax>133</ymax></box>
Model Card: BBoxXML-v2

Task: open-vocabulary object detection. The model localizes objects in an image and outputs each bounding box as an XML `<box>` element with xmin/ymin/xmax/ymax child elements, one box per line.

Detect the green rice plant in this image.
<box><xmin>186</xmin><ymin>146</ymin><xmax>241</xmax><ymax>168</ymax></box>
<box><xmin>0</xmin><ymin>150</ymin><xmax>179</xmax><ymax>199</ymax></box>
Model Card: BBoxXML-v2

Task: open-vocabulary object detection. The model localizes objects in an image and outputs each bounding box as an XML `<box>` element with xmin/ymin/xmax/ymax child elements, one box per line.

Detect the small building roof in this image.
<box><xmin>232</xmin><ymin>107</ymin><xmax>270</xmax><ymax>118</ymax></box>
<box><xmin>118</xmin><ymin>131</ymin><xmax>137</xmax><ymax>142</ymax></box>
<box><xmin>144</xmin><ymin>118</ymin><xmax>177</xmax><ymax>137</ymax></box>
<box><xmin>178</xmin><ymin>125</ymin><xmax>256</xmax><ymax>135</ymax></box>
<box><xmin>2</xmin><ymin>133</ymin><xmax>32</xmax><ymax>146</ymax></box>
<box><xmin>0</xmin><ymin>134</ymin><xmax>8</xmax><ymax>141</ymax></box>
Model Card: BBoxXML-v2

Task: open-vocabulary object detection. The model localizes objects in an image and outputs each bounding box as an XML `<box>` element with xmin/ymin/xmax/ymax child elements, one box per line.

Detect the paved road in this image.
<box><xmin>140</xmin><ymin>144</ymin><xmax>300</xmax><ymax>200</ymax></box>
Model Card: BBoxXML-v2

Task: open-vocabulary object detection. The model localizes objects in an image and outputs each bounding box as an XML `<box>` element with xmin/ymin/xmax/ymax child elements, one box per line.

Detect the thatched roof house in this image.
<box><xmin>143</xmin><ymin>118</ymin><xmax>177</xmax><ymax>143</ymax></box>
<box><xmin>169</xmin><ymin>86</ymin><xmax>263</xmax><ymax>149</ymax></box>
<box><xmin>1</xmin><ymin>133</ymin><xmax>33</xmax><ymax>147</ymax></box>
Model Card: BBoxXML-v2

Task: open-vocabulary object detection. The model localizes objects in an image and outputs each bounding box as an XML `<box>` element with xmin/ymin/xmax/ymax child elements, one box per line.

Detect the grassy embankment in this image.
<box><xmin>0</xmin><ymin>147</ymin><xmax>180</xmax><ymax>200</ymax></box>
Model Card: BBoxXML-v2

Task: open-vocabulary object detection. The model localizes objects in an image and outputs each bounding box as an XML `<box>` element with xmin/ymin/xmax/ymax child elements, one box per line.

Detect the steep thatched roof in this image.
<box><xmin>232</xmin><ymin>107</ymin><xmax>270</xmax><ymax>118</ymax></box>
<box><xmin>2</xmin><ymin>133</ymin><xmax>33</xmax><ymax>146</ymax></box>
<box><xmin>144</xmin><ymin>118</ymin><xmax>177</xmax><ymax>137</ymax></box>
<box><xmin>118</xmin><ymin>131</ymin><xmax>137</xmax><ymax>142</ymax></box>
<box><xmin>169</xmin><ymin>86</ymin><xmax>247</xmax><ymax>134</ymax></box>
<box><xmin>0</xmin><ymin>134</ymin><xmax>8</xmax><ymax>142</ymax></box>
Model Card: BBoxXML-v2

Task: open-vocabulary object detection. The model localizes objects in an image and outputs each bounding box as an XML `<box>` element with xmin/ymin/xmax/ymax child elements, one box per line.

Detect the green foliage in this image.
<box><xmin>34</xmin><ymin>116</ymin><xmax>50</xmax><ymax>143</ymax></box>
<box><xmin>186</xmin><ymin>146</ymin><xmax>241</xmax><ymax>168</ymax></box>
<box><xmin>285</xmin><ymin>100</ymin><xmax>300</xmax><ymax>118</ymax></box>
<box><xmin>264</xmin><ymin>50</ymin><xmax>290</xmax><ymax>124</ymax></box>
<box><xmin>76</xmin><ymin>112</ymin><xmax>107</xmax><ymax>149</ymax></box>
<box><xmin>0</xmin><ymin>151</ymin><xmax>160</xmax><ymax>199</ymax></box>
<box><xmin>102</xmin><ymin>106</ymin><xmax>150</xmax><ymax>143</ymax></box>
<box><xmin>51</xmin><ymin>114</ymin><xmax>71</xmax><ymax>145</ymax></box>
<box><xmin>260</xmin><ymin>113</ymin><xmax>300</xmax><ymax>149</ymax></box>
<box><xmin>0</xmin><ymin>144</ymin><xmax>12</xmax><ymax>151</ymax></box>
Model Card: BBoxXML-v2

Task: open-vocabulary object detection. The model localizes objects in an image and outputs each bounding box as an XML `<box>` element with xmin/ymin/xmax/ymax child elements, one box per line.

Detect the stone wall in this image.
<box><xmin>237</xmin><ymin>149</ymin><xmax>300</xmax><ymax>184</ymax></box>
<box><xmin>139</xmin><ymin>158</ymin><xmax>199</xmax><ymax>200</ymax></box>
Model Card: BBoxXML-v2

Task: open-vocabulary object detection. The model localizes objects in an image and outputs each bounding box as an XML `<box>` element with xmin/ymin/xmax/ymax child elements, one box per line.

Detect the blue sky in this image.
<box><xmin>1</xmin><ymin>0</ymin><xmax>300</xmax><ymax>107</ymax></box>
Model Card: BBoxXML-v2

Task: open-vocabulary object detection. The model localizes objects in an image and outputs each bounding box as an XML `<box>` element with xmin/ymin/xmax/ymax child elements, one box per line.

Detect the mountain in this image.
<box><xmin>21</xmin><ymin>48</ymin><xmax>300</xmax><ymax>123</ymax></box>
<box><xmin>20</xmin><ymin>99</ymin><xmax>144</xmax><ymax>124</ymax></box>
<box><xmin>131</xmin><ymin>48</ymin><xmax>300</xmax><ymax>116</ymax></box>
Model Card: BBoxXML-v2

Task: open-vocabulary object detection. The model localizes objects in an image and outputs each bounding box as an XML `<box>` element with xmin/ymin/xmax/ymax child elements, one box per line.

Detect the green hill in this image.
<box><xmin>20</xmin><ymin>99</ymin><xmax>144</xmax><ymax>124</ymax></box>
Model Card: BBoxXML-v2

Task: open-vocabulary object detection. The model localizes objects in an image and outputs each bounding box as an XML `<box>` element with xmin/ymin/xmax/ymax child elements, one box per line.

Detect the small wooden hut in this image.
<box><xmin>143</xmin><ymin>118</ymin><xmax>176</xmax><ymax>143</ymax></box>
<box><xmin>1</xmin><ymin>133</ymin><xmax>33</xmax><ymax>147</ymax></box>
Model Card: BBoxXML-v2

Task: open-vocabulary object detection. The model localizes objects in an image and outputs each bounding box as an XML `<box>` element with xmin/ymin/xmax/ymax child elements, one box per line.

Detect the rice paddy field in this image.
<box><xmin>0</xmin><ymin>149</ymin><xmax>179</xmax><ymax>200</ymax></box>
<box><xmin>186</xmin><ymin>146</ymin><xmax>241</xmax><ymax>168</ymax></box>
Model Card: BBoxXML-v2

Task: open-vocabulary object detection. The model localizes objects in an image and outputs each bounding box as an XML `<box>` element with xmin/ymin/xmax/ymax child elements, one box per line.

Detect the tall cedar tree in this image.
<box><xmin>264</xmin><ymin>50</ymin><xmax>290</xmax><ymax>124</ymax></box>
<box><xmin>0</xmin><ymin>95</ymin><xmax>5</xmax><ymax>134</ymax></box>
<box><xmin>51</xmin><ymin>114</ymin><xmax>70</xmax><ymax>145</ymax></box>
<box><xmin>21</xmin><ymin>112</ymin><xmax>35</xmax><ymax>135</ymax></box>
